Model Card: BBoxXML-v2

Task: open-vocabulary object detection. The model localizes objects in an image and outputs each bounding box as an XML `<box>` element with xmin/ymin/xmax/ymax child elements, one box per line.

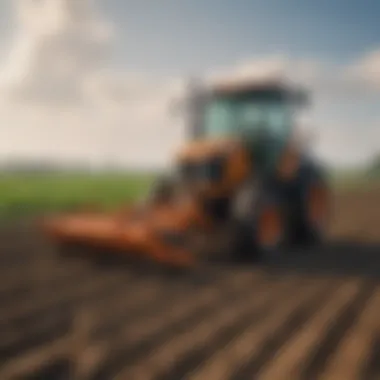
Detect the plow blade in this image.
<box><xmin>40</xmin><ymin>213</ymin><xmax>196</xmax><ymax>269</ymax></box>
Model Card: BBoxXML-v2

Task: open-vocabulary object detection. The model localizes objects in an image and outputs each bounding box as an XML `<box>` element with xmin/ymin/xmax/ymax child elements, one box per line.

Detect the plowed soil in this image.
<box><xmin>0</xmin><ymin>187</ymin><xmax>379</xmax><ymax>380</ymax></box>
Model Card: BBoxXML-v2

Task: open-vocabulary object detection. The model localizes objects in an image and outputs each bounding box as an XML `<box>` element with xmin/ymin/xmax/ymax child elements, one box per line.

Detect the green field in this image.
<box><xmin>0</xmin><ymin>171</ymin><xmax>378</xmax><ymax>219</ymax></box>
<box><xmin>0</xmin><ymin>173</ymin><xmax>155</xmax><ymax>218</ymax></box>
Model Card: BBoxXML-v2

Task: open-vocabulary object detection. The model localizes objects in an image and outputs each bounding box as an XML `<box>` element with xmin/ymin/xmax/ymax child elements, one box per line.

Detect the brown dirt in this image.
<box><xmin>329</xmin><ymin>186</ymin><xmax>380</xmax><ymax>242</ymax></box>
<box><xmin>0</xmin><ymin>187</ymin><xmax>379</xmax><ymax>380</ymax></box>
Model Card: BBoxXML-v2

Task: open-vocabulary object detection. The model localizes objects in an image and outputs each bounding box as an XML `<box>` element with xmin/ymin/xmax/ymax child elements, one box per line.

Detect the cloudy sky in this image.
<box><xmin>0</xmin><ymin>0</ymin><xmax>379</xmax><ymax>169</ymax></box>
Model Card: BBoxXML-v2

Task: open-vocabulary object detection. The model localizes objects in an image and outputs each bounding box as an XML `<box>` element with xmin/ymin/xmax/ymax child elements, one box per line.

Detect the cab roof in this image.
<box><xmin>210</xmin><ymin>78</ymin><xmax>308</xmax><ymax>106</ymax></box>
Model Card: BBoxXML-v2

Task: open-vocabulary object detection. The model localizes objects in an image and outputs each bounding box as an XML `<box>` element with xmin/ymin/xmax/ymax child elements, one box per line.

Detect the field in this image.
<box><xmin>0</xmin><ymin>171</ymin><xmax>378</xmax><ymax>217</ymax></box>
<box><xmin>0</xmin><ymin>173</ymin><xmax>380</xmax><ymax>379</ymax></box>
<box><xmin>0</xmin><ymin>173</ymin><xmax>155</xmax><ymax>218</ymax></box>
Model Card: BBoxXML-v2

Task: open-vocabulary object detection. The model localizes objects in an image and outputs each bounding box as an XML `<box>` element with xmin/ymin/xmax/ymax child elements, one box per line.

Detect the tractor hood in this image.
<box><xmin>176</xmin><ymin>137</ymin><xmax>239</xmax><ymax>162</ymax></box>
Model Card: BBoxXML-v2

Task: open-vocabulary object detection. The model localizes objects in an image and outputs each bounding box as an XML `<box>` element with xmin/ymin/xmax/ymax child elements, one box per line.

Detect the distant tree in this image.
<box><xmin>369</xmin><ymin>154</ymin><xmax>380</xmax><ymax>176</ymax></box>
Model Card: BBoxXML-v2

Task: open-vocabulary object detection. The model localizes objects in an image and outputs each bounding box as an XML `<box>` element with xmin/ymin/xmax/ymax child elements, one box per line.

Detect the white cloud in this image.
<box><xmin>310</xmin><ymin>121</ymin><xmax>380</xmax><ymax>167</ymax></box>
<box><xmin>0</xmin><ymin>0</ymin><xmax>185</xmax><ymax>169</ymax></box>
<box><xmin>207</xmin><ymin>55</ymin><xmax>321</xmax><ymax>87</ymax></box>
<box><xmin>345</xmin><ymin>49</ymin><xmax>380</xmax><ymax>89</ymax></box>
<box><xmin>0</xmin><ymin>0</ymin><xmax>113</xmax><ymax>105</ymax></box>
<box><xmin>0</xmin><ymin>0</ymin><xmax>378</xmax><ymax>170</ymax></box>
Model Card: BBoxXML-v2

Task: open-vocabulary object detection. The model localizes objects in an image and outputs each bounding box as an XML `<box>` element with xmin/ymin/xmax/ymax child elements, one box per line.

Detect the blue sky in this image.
<box><xmin>99</xmin><ymin>0</ymin><xmax>380</xmax><ymax>75</ymax></box>
<box><xmin>0</xmin><ymin>0</ymin><xmax>378</xmax><ymax>168</ymax></box>
<box><xmin>100</xmin><ymin>0</ymin><xmax>380</xmax><ymax>167</ymax></box>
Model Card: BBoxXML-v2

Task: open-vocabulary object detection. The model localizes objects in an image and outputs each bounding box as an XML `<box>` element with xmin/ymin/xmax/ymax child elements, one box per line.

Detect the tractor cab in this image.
<box><xmin>173</xmin><ymin>80</ymin><xmax>309</xmax><ymax>199</ymax></box>
<box><xmin>207</xmin><ymin>82</ymin><xmax>305</xmax><ymax>137</ymax></box>
<box><xmin>188</xmin><ymin>79</ymin><xmax>308</xmax><ymax>139</ymax></box>
<box><xmin>194</xmin><ymin>80</ymin><xmax>308</xmax><ymax>172</ymax></box>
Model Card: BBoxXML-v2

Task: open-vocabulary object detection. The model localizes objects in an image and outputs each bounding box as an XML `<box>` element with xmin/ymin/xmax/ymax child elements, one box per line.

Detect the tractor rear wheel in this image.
<box><xmin>292</xmin><ymin>168</ymin><xmax>331</xmax><ymax>246</ymax></box>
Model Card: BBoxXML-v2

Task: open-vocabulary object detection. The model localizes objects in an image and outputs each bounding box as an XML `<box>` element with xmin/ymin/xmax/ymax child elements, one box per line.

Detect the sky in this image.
<box><xmin>0</xmin><ymin>0</ymin><xmax>379</xmax><ymax>169</ymax></box>
<box><xmin>102</xmin><ymin>0</ymin><xmax>380</xmax><ymax>72</ymax></box>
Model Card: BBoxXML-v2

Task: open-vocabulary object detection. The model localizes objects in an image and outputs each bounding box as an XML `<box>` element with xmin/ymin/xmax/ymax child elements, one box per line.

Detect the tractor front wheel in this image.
<box><xmin>234</xmin><ymin>189</ymin><xmax>288</xmax><ymax>263</ymax></box>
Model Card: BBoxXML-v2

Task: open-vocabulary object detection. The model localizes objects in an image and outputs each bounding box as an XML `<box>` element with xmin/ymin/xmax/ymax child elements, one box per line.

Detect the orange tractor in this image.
<box><xmin>42</xmin><ymin>79</ymin><xmax>331</xmax><ymax>268</ymax></box>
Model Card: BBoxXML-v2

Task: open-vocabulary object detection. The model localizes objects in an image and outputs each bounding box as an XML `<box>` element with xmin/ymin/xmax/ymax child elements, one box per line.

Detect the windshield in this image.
<box><xmin>203</xmin><ymin>97</ymin><xmax>292</xmax><ymax>140</ymax></box>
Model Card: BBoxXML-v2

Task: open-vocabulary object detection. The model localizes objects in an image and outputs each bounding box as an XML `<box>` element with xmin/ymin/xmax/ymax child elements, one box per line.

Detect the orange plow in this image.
<box><xmin>40</xmin><ymin>204</ymin><xmax>198</xmax><ymax>269</ymax></box>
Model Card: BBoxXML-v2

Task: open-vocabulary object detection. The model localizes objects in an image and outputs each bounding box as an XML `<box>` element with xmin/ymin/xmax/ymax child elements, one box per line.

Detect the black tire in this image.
<box><xmin>290</xmin><ymin>163</ymin><xmax>331</xmax><ymax>247</ymax></box>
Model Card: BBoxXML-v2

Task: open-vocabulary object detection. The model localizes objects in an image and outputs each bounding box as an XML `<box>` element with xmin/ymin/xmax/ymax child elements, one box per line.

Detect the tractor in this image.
<box><xmin>42</xmin><ymin>78</ymin><xmax>331</xmax><ymax>268</ymax></box>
